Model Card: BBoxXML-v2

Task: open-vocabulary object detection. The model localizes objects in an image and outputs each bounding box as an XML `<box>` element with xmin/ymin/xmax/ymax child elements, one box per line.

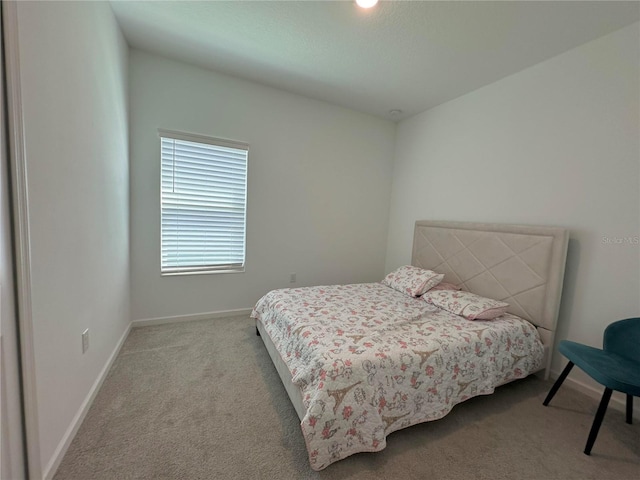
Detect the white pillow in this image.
<box><xmin>382</xmin><ymin>266</ymin><xmax>444</xmax><ymax>297</ymax></box>
<box><xmin>423</xmin><ymin>289</ymin><xmax>509</xmax><ymax>320</ymax></box>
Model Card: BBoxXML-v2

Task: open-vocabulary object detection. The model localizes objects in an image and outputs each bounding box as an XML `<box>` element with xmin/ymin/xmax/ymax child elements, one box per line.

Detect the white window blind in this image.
<box><xmin>160</xmin><ymin>129</ymin><xmax>248</xmax><ymax>274</ymax></box>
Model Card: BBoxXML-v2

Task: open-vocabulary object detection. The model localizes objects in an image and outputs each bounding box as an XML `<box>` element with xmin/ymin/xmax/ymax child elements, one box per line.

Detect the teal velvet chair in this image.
<box><xmin>543</xmin><ymin>317</ymin><xmax>640</xmax><ymax>455</ymax></box>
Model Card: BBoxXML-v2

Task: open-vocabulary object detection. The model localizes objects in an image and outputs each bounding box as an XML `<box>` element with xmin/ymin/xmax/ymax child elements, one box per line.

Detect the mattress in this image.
<box><xmin>252</xmin><ymin>282</ymin><xmax>544</xmax><ymax>470</ymax></box>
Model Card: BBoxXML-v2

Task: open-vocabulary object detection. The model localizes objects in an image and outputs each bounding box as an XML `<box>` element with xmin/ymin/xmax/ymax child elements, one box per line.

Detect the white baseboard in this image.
<box><xmin>43</xmin><ymin>323</ymin><xmax>131</xmax><ymax>480</ymax></box>
<box><xmin>549</xmin><ymin>368</ymin><xmax>639</xmax><ymax>421</ymax></box>
<box><xmin>131</xmin><ymin>308</ymin><xmax>253</xmax><ymax>328</ymax></box>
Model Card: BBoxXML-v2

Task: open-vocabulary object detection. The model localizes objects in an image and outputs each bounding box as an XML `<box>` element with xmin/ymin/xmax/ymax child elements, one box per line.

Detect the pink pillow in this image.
<box><xmin>423</xmin><ymin>289</ymin><xmax>509</xmax><ymax>320</ymax></box>
<box><xmin>430</xmin><ymin>282</ymin><xmax>462</xmax><ymax>291</ymax></box>
<box><xmin>382</xmin><ymin>265</ymin><xmax>444</xmax><ymax>297</ymax></box>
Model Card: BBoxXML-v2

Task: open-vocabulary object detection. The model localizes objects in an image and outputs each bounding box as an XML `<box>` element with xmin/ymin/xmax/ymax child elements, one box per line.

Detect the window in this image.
<box><xmin>159</xmin><ymin>129</ymin><xmax>248</xmax><ymax>275</ymax></box>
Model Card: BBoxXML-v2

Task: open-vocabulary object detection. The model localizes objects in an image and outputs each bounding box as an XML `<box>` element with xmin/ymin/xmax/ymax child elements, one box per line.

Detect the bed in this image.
<box><xmin>252</xmin><ymin>221</ymin><xmax>569</xmax><ymax>470</ymax></box>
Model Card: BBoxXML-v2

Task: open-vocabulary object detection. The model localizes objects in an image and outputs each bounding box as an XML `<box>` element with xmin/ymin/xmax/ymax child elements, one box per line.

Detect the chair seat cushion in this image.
<box><xmin>559</xmin><ymin>340</ymin><xmax>640</xmax><ymax>396</ymax></box>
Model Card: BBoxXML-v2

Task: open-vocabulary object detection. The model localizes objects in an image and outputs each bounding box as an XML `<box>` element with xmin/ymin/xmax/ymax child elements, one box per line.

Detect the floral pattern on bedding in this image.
<box><xmin>251</xmin><ymin>283</ymin><xmax>544</xmax><ymax>471</ymax></box>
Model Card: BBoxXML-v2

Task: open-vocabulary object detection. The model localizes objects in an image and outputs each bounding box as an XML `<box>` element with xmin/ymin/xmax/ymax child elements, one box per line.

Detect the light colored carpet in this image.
<box><xmin>54</xmin><ymin>316</ymin><xmax>639</xmax><ymax>479</ymax></box>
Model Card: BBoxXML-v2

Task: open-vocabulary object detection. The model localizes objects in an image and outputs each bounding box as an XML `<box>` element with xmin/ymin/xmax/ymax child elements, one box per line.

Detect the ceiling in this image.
<box><xmin>110</xmin><ymin>1</ymin><xmax>640</xmax><ymax>121</ymax></box>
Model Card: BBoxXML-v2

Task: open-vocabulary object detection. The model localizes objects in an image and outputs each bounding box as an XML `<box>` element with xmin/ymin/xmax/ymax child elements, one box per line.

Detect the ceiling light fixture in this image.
<box><xmin>355</xmin><ymin>0</ymin><xmax>378</xmax><ymax>9</ymax></box>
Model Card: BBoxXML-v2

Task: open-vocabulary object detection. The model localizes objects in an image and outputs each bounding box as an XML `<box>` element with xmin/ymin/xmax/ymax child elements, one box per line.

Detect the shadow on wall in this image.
<box><xmin>555</xmin><ymin>237</ymin><xmax>581</xmax><ymax>352</ymax></box>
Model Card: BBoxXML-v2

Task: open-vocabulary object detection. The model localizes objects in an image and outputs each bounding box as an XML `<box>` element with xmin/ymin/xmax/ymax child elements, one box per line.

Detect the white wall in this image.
<box><xmin>387</xmin><ymin>24</ymin><xmax>639</xmax><ymax>386</ymax></box>
<box><xmin>129</xmin><ymin>50</ymin><xmax>396</xmax><ymax>322</ymax></box>
<box><xmin>15</xmin><ymin>2</ymin><xmax>130</xmax><ymax>477</ymax></box>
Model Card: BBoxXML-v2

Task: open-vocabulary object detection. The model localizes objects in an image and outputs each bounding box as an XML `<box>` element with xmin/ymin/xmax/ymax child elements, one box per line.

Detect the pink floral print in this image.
<box><xmin>252</xmin><ymin>283</ymin><xmax>543</xmax><ymax>470</ymax></box>
<box><xmin>381</xmin><ymin>265</ymin><xmax>444</xmax><ymax>297</ymax></box>
<box><xmin>423</xmin><ymin>290</ymin><xmax>509</xmax><ymax>320</ymax></box>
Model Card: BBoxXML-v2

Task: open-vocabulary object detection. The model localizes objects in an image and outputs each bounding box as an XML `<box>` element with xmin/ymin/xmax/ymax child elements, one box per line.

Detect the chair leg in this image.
<box><xmin>543</xmin><ymin>361</ymin><xmax>574</xmax><ymax>406</ymax></box>
<box><xmin>584</xmin><ymin>388</ymin><xmax>613</xmax><ymax>455</ymax></box>
<box><xmin>626</xmin><ymin>394</ymin><xmax>633</xmax><ymax>425</ymax></box>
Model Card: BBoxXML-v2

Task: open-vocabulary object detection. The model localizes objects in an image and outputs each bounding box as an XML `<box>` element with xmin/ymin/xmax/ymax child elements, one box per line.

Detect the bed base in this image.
<box><xmin>256</xmin><ymin>319</ymin><xmax>306</xmax><ymax>420</ymax></box>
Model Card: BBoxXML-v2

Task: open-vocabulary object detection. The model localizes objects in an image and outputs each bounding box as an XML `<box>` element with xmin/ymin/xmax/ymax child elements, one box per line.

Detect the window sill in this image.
<box><xmin>161</xmin><ymin>268</ymin><xmax>245</xmax><ymax>277</ymax></box>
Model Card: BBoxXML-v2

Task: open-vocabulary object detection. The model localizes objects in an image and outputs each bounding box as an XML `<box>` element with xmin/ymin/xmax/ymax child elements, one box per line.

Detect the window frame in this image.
<box><xmin>158</xmin><ymin>128</ymin><xmax>248</xmax><ymax>276</ymax></box>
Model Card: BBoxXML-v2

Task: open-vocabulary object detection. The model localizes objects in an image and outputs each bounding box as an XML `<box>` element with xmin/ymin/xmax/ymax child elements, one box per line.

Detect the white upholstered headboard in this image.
<box><xmin>412</xmin><ymin>221</ymin><xmax>569</xmax><ymax>377</ymax></box>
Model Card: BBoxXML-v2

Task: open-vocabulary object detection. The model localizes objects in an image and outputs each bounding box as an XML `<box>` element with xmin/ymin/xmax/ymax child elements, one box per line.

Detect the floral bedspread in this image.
<box><xmin>251</xmin><ymin>283</ymin><xmax>544</xmax><ymax>471</ymax></box>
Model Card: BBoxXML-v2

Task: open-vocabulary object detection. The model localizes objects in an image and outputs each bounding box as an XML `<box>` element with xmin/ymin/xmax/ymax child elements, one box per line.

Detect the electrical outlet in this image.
<box><xmin>82</xmin><ymin>329</ymin><xmax>89</xmax><ymax>353</ymax></box>
<box><xmin>289</xmin><ymin>272</ymin><xmax>296</xmax><ymax>283</ymax></box>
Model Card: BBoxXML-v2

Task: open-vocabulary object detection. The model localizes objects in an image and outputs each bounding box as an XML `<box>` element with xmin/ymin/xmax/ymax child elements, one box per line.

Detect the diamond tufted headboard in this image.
<box><xmin>412</xmin><ymin>221</ymin><xmax>569</xmax><ymax>377</ymax></box>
